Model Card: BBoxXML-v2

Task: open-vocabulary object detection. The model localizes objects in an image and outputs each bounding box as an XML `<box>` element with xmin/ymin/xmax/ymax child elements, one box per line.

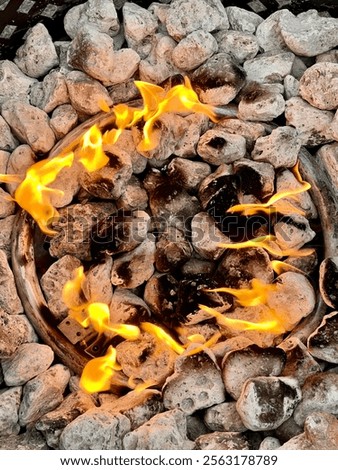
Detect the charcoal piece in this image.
<box><xmin>308</xmin><ymin>311</ymin><xmax>338</xmax><ymax>363</ymax></box>
<box><xmin>155</xmin><ymin>227</ymin><xmax>192</xmax><ymax>273</ymax></box>
<box><xmin>233</xmin><ymin>159</ymin><xmax>275</xmax><ymax>199</ymax></box>
<box><xmin>143</xmin><ymin>273</ymin><xmax>179</xmax><ymax>326</ymax></box>
<box><xmin>181</xmin><ymin>258</ymin><xmax>215</xmax><ymax>278</ymax></box>
<box><xmin>90</xmin><ymin>210</ymin><xmax>149</xmax><ymax>259</ymax></box>
<box><xmin>222</xmin><ymin>344</ymin><xmax>286</xmax><ymax>400</ymax></box>
<box><xmin>319</xmin><ymin>257</ymin><xmax>338</xmax><ymax>309</ymax></box>
<box><xmin>191</xmin><ymin>53</ymin><xmax>246</xmax><ymax>106</ymax></box>
<box><xmin>217</xmin><ymin>247</ymin><xmax>274</xmax><ymax>289</ymax></box>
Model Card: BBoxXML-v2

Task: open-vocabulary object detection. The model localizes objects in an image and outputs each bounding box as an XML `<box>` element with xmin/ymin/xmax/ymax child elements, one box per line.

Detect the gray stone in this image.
<box><xmin>167</xmin><ymin>157</ymin><xmax>211</xmax><ymax>191</ymax></box>
<box><xmin>274</xmin><ymin>214</ymin><xmax>316</xmax><ymax>250</ymax></box>
<box><xmin>0</xmin><ymin>311</ymin><xmax>36</xmax><ymax>358</ymax></box>
<box><xmin>204</xmin><ymin>402</ymin><xmax>247</xmax><ymax>432</ymax></box>
<box><xmin>197</xmin><ymin>128</ymin><xmax>246</xmax><ymax>165</ymax></box>
<box><xmin>111</xmin><ymin>236</ymin><xmax>156</xmax><ymax>288</ymax></box>
<box><xmin>225</xmin><ymin>6</ymin><xmax>263</xmax><ymax>34</ymax></box>
<box><xmin>1</xmin><ymin>100</ymin><xmax>55</xmax><ymax>154</ymax></box>
<box><xmin>172</xmin><ymin>30</ymin><xmax>218</xmax><ymax>71</ymax></box>
<box><xmin>0</xmin><ymin>215</ymin><xmax>16</xmax><ymax>258</ymax></box>
<box><xmin>30</xmin><ymin>70</ymin><xmax>69</xmax><ymax>113</ymax></box>
<box><xmin>255</xmin><ymin>10</ymin><xmax>290</xmax><ymax>52</ymax></box>
<box><xmin>64</xmin><ymin>0</ymin><xmax>120</xmax><ymax>40</ymax></box>
<box><xmin>0</xmin><ymin>60</ymin><xmax>36</xmax><ymax>107</ymax></box>
<box><xmin>237</xmin><ymin>376</ymin><xmax>301</xmax><ymax>431</ymax></box>
<box><xmin>316</xmin><ymin>49</ymin><xmax>338</xmax><ymax>64</ymax></box>
<box><xmin>19</xmin><ymin>364</ymin><xmax>71</xmax><ymax>426</ymax></box>
<box><xmin>139</xmin><ymin>34</ymin><xmax>179</xmax><ymax>84</ymax></box>
<box><xmin>102</xmin><ymin>389</ymin><xmax>164</xmax><ymax>430</ymax></box>
<box><xmin>243</xmin><ymin>51</ymin><xmax>295</xmax><ymax>84</ymax></box>
<box><xmin>279</xmin><ymin>336</ymin><xmax>322</xmax><ymax>386</ymax></box>
<box><xmin>82</xmin><ymin>255</ymin><xmax>113</xmax><ymax>305</ymax></box>
<box><xmin>299</xmin><ymin>62</ymin><xmax>338</xmax><ymax>111</ymax></box>
<box><xmin>14</xmin><ymin>23</ymin><xmax>59</xmax><ymax>78</ymax></box>
<box><xmin>0</xmin><ymin>116</ymin><xmax>19</xmax><ymax>151</ymax></box>
<box><xmin>266</xmin><ymin>272</ymin><xmax>316</xmax><ymax>331</ymax></box>
<box><xmin>0</xmin><ymin>387</ymin><xmax>22</xmax><ymax>437</ymax></box>
<box><xmin>195</xmin><ymin>431</ymin><xmax>250</xmax><ymax>450</ymax></box>
<box><xmin>162</xmin><ymin>350</ymin><xmax>226</xmax><ymax>415</ymax></box>
<box><xmin>5</xmin><ymin>144</ymin><xmax>36</xmax><ymax>197</ymax></box>
<box><xmin>238</xmin><ymin>84</ymin><xmax>285</xmax><ymax>122</ymax></box>
<box><xmin>40</xmin><ymin>255</ymin><xmax>83</xmax><ymax>321</ymax></box>
<box><xmin>116</xmin><ymin>176</ymin><xmax>148</xmax><ymax>211</ymax></box>
<box><xmin>218</xmin><ymin>118</ymin><xmax>266</xmax><ymax>151</ymax></box>
<box><xmin>294</xmin><ymin>373</ymin><xmax>338</xmax><ymax>427</ymax></box>
<box><xmin>123</xmin><ymin>409</ymin><xmax>194</xmax><ymax>450</ymax></box>
<box><xmin>285</xmin><ymin>97</ymin><xmax>334</xmax><ymax>146</ymax></box>
<box><xmin>0</xmin><ymin>250</ymin><xmax>23</xmax><ymax>315</ymax></box>
<box><xmin>284</xmin><ymin>74</ymin><xmax>299</xmax><ymax>100</ymax></box>
<box><xmin>0</xmin><ymin>149</ymin><xmax>9</xmax><ymax>173</ymax></box>
<box><xmin>109</xmin><ymin>288</ymin><xmax>151</xmax><ymax>324</ymax></box>
<box><xmin>303</xmin><ymin>412</ymin><xmax>338</xmax><ymax>450</ymax></box>
<box><xmin>110</xmin><ymin>130</ymin><xmax>147</xmax><ymax>175</ymax></box>
<box><xmin>173</xmin><ymin>114</ymin><xmax>209</xmax><ymax>158</ymax></box>
<box><xmin>191</xmin><ymin>212</ymin><xmax>230</xmax><ymax>261</ymax></box>
<box><xmin>50</xmin><ymin>104</ymin><xmax>78</xmax><ymax>141</ymax></box>
<box><xmin>60</xmin><ymin>409</ymin><xmax>130</xmax><ymax>450</ymax></box>
<box><xmin>0</xmin><ymin>428</ymin><xmax>47</xmax><ymax>450</ymax></box>
<box><xmin>36</xmin><ymin>390</ymin><xmax>96</xmax><ymax>449</ymax></box>
<box><xmin>308</xmin><ymin>311</ymin><xmax>338</xmax><ymax>363</ymax></box>
<box><xmin>0</xmin><ymin>187</ymin><xmax>16</xmax><ymax>218</ymax></box>
<box><xmin>279</xmin><ymin>9</ymin><xmax>338</xmax><ymax>57</ymax></box>
<box><xmin>65</xmin><ymin>71</ymin><xmax>113</xmax><ymax>116</ymax></box>
<box><xmin>123</xmin><ymin>2</ymin><xmax>158</xmax><ymax>57</ymax></box>
<box><xmin>2</xmin><ymin>343</ymin><xmax>54</xmax><ymax>387</ymax></box>
<box><xmin>259</xmin><ymin>437</ymin><xmax>281</xmax><ymax>450</ymax></box>
<box><xmin>192</xmin><ymin>53</ymin><xmax>246</xmax><ymax>106</ymax></box>
<box><xmin>222</xmin><ymin>345</ymin><xmax>286</xmax><ymax>400</ymax></box>
<box><xmin>155</xmin><ymin>226</ymin><xmax>192</xmax><ymax>272</ymax></box>
<box><xmin>215</xmin><ymin>30</ymin><xmax>259</xmax><ymax>64</ymax></box>
<box><xmin>165</xmin><ymin>0</ymin><xmax>229</xmax><ymax>41</ymax></box>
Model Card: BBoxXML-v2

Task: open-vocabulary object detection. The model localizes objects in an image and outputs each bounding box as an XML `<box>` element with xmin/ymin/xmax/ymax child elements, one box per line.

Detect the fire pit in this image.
<box><xmin>0</xmin><ymin>0</ymin><xmax>338</xmax><ymax>452</ymax></box>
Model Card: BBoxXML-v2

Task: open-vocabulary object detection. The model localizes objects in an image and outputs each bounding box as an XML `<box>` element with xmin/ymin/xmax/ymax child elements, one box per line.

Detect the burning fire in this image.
<box><xmin>0</xmin><ymin>77</ymin><xmax>216</xmax><ymax>234</ymax></box>
<box><xmin>228</xmin><ymin>162</ymin><xmax>311</xmax><ymax>217</ymax></box>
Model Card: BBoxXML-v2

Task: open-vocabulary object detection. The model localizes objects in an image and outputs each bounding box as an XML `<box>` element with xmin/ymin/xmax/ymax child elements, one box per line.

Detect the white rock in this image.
<box><xmin>285</xmin><ymin>97</ymin><xmax>334</xmax><ymax>146</ymax></box>
<box><xmin>50</xmin><ymin>104</ymin><xmax>78</xmax><ymax>140</ymax></box>
<box><xmin>251</xmin><ymin>126</ymin><xmax>302</xmax><ymax>168</ymax></box>
<box><xmin>191</xmin><ymin>212</ymin><xmax>230</xmax><ymax>260</ymax></box>
<box><xmin>165</xmin><ymin>0</ymin><xmax>229</xmax><ymax>41</ymax></box>
<box><xmin>5</xmin><ymin>144</ymin><xmax>36</xmax><ymax>197</ymax></box>
<box><xmin>215</xmin><ymin>30</ymin><xmax>259</xmax><ymax>63</ymax></box>
<box><xmin>0</xmin><ymin>116</ymin><xmax>19</xmax><ymax>152</ymax></box>
<box><xmin>1</xmin><ymin>343</ymin><xmax>54</xmax><ymax>386</ymax></box>
<box><xmin>1</xmin><ymin>100</ymin><xmax>55</xmax><ymax>154</ymax></box>
<box><xmin>167</xmin><ymin>157</ymin><xmax>211</xmax><ymax>191</ymax></box>
<box><xmin>0</xmin><ymin>387</ymin><xmax>22</xmax><ymax>437</ymax></box>
<box><xmin>204</xmin><ymin>402</ymin><xmax>247</xmax><ymax>432</ymax></box>
<box><xmin>65</xmin><ymin>71</ymin><xmax>113</xmax><ymax>115</ymax></box>
<box><xmin>225</xmin><ymin>6</ymin><xmax>263</xmax><ymax>33</ymax></box>
<box><xmin>64</xmin><ymin>0</ymin><xmax>120</xmax><ymax>39</ymax></box>
<box><xmin>0</xmin><ymin>150</ymin><xmax>9</xmax><ymax>174</ymax></box>
<box><xmin>279</xmin><ymin>9</ymin><xmax>338</xmax><ymax>57</ymax></box>
<box><xmin>30</xmin><ymin>70</ymin><xmax>69</xmax><ymax>113</ymax></box>
<box><xmin>0</xmin><ymin>187</ymin><xmax>15</xmax><ymax>218</ymax></box>
<box><xmin>0</xmin><ymin>250</ymin><xmax>23</xmax><ymax>315</ymax></box>
<box><xmin>238</xmin><ymin>85</ymin><xmax>285</xmax><ymax>122</ymax></box>
<box><xmin>274</xmin><ymin>214</ymin><xmax>316</xmax><ymax>250</ymax></box>
<box><xmin>197</xmin><ymin>128</ymin><xmax>246</xmax><ymax>165</ymax></box>
<box><xmin>60</xmin><ymin>409</ymin><xmax>130</xmax><ymax>450</ymax></box>
<box><xmin>139</xmin><ymin>34</ymin><xmax>179</xmax><ymax>84</ymax></box>
<box><xmin>284</xmin><ymin>75</ymin><xmax>299</xmax><ymax>100</ymax></box>
<box><xmin>0</xmin><ymin>215</ymin><xmax>16</xmax><ymax>258</ymax></box>
<box><xmin>218</xmin><ymin>118</ymin><xmax>266</xmax><ymax>150</ymax></box>
<box><xmin>108</xmin><ymin>48</ymin><xmax>140</xmax><ymax>85</ymax></box>
<box><xmin>0</xmin><ymin>60</ymin><xmax>36</xmax><ymax>107</ymax></box>
<box><xmin>123</xmin><ymin>409</ymin><xmax>193</xmax><ymax>450</ymax></box>
<box><xmin>0</xmin><ymin>311</ymin><xmax>36</xmax><ymax>358</ymax></box>
<box><xmin>243</xmin><ymin>51</ymin><xmax>295</xmax><ymax>84</ymax></box>
<box><xmin>299</xmin><ymin>62</ymin><xmax>338</xmax><ymax>110</ymax></box>
<box><xmin>123</xmin><ymin>2</ymin><xmax>158</xmax><ymax>57</ymax></box>
<box><xmin>255</xmin><ymin>10</ymin><xmax>290</xmax><ymax>52</ymax></box>
<box><xmin>14</xmin><ymin>23</ymin><xmax>59</xmax><ymax>78</ymax></box>
<box><xmin>19</xmin><ymin>364</ymin><xmax>70</xmax><ymax>426</ymax></box>
<box><xmin>172</xmin><ymin>30</ymin><xmax>218</xmax><ymax>71</ymax></box>
<box><xmin>236</xmin><ymin>376</ymin><xmax>301</xmax><ymax>431</ymax></box>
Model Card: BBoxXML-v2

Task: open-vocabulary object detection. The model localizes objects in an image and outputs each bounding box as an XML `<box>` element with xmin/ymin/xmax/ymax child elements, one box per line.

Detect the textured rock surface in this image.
<box><xmin>0</xmin><ymin>387</ymin><xmax>22</xmax><ymax>437</ymax></box>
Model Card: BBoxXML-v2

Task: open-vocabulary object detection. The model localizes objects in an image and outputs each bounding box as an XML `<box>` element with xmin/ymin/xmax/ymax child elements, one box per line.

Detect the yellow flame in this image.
<box><xmin>0</xmin><ymin>153</ymin><xmax>74</xmax><ymax>235</ymax></box>
<box><xmin>77</xmin><ymin>125</ymin><xmax>110</xmax><ymax>172</ymax></box>
<box><xmin>219</xmin><ymin>235</ymin><xmax>314</xmax><ymax>258</ymax></box>
<box><xmin>185</xmin><ymin>331</ymin><xmax>222</xmax><ymax>356</ymax></box>
<box><xmin>199</xmin><ymin>304</ymin><xmax>284</xmax><ymax>335</ymax></box>
<box><xmin>127</xmin><ymin>376</ymin><xmax>157</xmax><ymax>393</ymax></box>
<box><xmin>228</xmin><ymin>162</ymin><xmax>311</xmax><ymax>216</ymax></box>
<box><xmin>98</xmin><ymin>98</ymin><xmax>111</xmax><ymax>113</ymax></box>
<box><xmin>141</xmin><ymin>322</ymin><xmax>185</xmax><ymax>355</ymax></box>
<box><xmin>206</xmin><ymin>278</ymin><xmax>277</xmax><ymax>307</ymax></box>
<box><xmin>79</xmin><ymin>345</ymin><xmax>120</xmax><ymax>393</ymax></box>
<box><xmin>270</xmin><ymin>260</ymin><xmax>305</xmax><ymax>275</ymax></box>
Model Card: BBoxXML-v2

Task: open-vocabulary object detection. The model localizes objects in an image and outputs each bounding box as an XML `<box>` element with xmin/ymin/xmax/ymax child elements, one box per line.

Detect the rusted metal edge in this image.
<box><xmin>286</xmin><ymin>147</ymin><xmax>338</xmax><ymax>343</ymax></box>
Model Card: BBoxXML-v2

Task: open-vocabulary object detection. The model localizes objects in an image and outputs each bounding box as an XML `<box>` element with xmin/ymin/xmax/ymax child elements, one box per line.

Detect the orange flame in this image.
<box><xmin>270</xmin><ymin>260</ymin><xmax>305</xmax><ymax>275</ymax></box>
<box><xmin>228</xmin><ymin>163</ymin><xmax>311</xmax><ymax>217</ymax></box>
<box><xmin>77</xmin><ymin>125</ymin><xmax>110</xmax><ymax>172</ymax></box>
<box><xmin>141</xmin><ymin>322</ymin><xmax>185</xmax><ymax>355</ymax></box>
<box><xmin>206</xmin><ymin>278</ymin><xmax>277</xmax><ymax>307</ymax></box>
<box><xmin>79</xmin><ymin>345</ymin><xmax>121</xmax><ymax>393</ymax></box>
<box><xmin>219</xmin><ymin>235</ymin><xmax>314</xmax><ymax>258</ymax></box>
